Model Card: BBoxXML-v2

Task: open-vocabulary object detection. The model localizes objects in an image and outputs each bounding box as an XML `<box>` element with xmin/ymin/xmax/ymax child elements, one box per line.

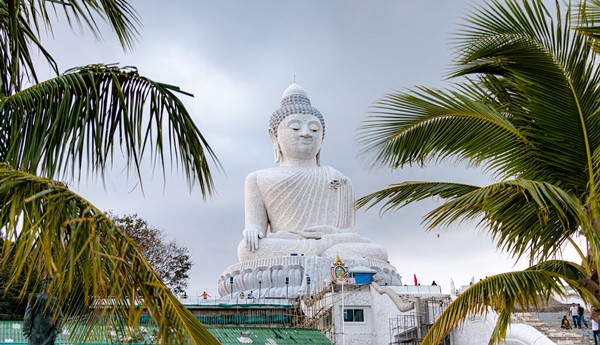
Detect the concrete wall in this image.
<box><xmin>328</xmin><ymin>285</ymin><xmax>425</xmax><ymax>345</ymax></box>
<box><xmin>370</xmin><ymin>285</ymin><xmax>411</xmax><ymax>345</ymax></box>
<box><xmin>331</xmin><ymin>287</ymin><xmax>376</xmax><ymax>345</ymax></box>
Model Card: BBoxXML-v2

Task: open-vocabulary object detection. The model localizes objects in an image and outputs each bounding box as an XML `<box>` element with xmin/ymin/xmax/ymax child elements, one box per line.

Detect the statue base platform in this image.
<box><xmin>218</xmin><ymin>255</ymin><xmax>402</xmax><ymax>299</ymax></box>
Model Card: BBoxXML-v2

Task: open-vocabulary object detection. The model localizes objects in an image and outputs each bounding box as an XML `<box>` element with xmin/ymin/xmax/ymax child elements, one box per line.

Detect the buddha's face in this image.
<box><xmin>276</xmin><ymin>113</ymin><xmax>323</xmax><ymax>161</ymax></box>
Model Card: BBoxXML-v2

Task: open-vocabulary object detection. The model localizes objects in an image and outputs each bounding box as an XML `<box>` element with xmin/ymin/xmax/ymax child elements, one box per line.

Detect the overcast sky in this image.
<box><xmin>34</xmin><ymin>0</ymin><xmax>572</xmax><ymax>295</ymax></box>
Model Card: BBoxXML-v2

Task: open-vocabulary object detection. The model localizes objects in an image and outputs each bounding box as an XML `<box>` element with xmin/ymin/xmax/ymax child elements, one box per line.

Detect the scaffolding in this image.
<box><xmin>288</xmin><ymin>280</ymin><xmax>337</xmax><ymax>343</ymax></box>
<box><xmin>388</xmin><ymin>297</ymin><xmax>451</xmax><ymax>345</ymax></box>
<box><xmin>389</xmin><ymin>313</ymin><xmax>426</xmax><ymax>345</ymax></box>
<box><xmin>156</xmin><ymin>281</ymin><xmax>339</xmax><ymax>336</ymax></box>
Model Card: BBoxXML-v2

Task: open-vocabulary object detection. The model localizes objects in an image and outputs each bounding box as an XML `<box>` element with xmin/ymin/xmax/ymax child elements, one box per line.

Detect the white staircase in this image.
<box><xmin>512</xmin><ymin>313</ymin><xmax>593</xmax><ymax>345</ymax></box>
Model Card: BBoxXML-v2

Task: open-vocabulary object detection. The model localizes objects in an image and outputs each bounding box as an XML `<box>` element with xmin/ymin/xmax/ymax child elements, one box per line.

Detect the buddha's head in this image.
<box><xmin>269</xmin><ymin>84</ymin><xmax>325</xmax><ymax>165</ymax></box>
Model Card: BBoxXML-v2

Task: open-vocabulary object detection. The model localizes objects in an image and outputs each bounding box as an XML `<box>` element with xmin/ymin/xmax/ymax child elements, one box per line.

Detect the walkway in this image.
<box><xmin>513</xmin><ymin>312</ymin><xmax>594</xmax><ymax>345</ymax></box>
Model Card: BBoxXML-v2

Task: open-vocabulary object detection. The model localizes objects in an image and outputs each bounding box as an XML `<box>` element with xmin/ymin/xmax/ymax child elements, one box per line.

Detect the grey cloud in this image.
<box><xmin>39</xmin><ymin>0</ymin><xmax>532</xmax><ymax>295</ymax></box>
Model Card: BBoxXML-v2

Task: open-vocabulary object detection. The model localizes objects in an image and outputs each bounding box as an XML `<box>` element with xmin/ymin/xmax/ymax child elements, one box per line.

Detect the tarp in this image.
<box><xmin>354</xmin><ymin>273</ymin><xmax>374</xmax><ymax>285</ymax></box>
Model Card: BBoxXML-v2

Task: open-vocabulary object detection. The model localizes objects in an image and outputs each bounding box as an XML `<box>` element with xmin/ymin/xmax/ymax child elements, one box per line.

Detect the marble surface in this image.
<box><xmin>237</xmin><ymin>83</ymin><xmax>388</xmax><ymax>263</ymax></box>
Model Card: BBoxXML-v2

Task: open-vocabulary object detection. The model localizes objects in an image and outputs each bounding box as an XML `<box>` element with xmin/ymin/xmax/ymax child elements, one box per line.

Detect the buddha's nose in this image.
<box><xmin>299</xmin><ymin>126</ymin><xmax>311</xmax><ymax>137</ymax></box>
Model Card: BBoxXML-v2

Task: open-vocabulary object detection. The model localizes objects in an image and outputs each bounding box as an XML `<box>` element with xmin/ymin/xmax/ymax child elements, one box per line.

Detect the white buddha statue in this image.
<box><xmin>237</xmin><ymin>83</ymin><xmax>388</xmax><ymax>262</ymax></box>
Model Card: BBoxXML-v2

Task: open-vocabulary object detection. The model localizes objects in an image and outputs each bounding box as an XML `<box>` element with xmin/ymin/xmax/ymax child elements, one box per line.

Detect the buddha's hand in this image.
<box><xmin>298</xmin><ymin>225</ymin><xmax>340</xmax><ymax>239</ymax></box>
<box><xmin>243</xmin><ymin>226</ymin><xmax>263</xmax><ymax>252</ymax></box>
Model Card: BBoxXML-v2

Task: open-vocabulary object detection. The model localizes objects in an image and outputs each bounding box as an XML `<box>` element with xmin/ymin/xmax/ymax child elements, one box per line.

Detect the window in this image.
<box><xmin>344</xmin><ymin>308</ymin><xmax>365</xmax><ymax>322</ymax></box>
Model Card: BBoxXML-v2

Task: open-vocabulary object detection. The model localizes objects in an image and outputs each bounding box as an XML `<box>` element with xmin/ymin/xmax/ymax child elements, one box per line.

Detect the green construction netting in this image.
<box><xmin>0</xmin><ymin>321</ymin><xmax>333</xmax><ymax>345</ymax></box>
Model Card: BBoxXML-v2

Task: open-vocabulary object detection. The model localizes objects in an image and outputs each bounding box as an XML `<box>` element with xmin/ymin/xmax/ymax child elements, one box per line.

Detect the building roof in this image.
<box><xmin>209</xmin><ymin>327</ymin><xmax>333</xmax><ymax>345</ymax></box>
<box><xmin>349</xmin><ymin>265</ymin><xmax>377</xmax><ymax>273</ymax></box>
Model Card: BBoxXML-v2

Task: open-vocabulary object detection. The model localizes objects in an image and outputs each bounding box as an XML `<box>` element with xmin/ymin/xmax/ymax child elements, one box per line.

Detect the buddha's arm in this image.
<box><xmin>243</xmin><ymin>172</ymin><xmax>268</xmax><ymax>251</ymax></box>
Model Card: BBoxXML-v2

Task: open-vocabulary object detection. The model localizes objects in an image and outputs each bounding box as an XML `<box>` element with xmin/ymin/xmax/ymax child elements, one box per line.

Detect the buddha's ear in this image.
<box><xmin>268</xmin><ymin>128</ymin><xmax>281</xmax><ymax>163</ymax></box>
<box><xmin>316</xmin><ymin>150</ymin><xmax>321</xmax><ymax>166</ymax></box>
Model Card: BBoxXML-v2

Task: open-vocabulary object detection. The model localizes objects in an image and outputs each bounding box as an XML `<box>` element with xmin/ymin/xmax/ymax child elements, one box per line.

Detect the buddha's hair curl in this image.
<box><xmin>269</xmin><ymin>93</ymin><xmax>325</xmax><ymax>139</ymax></box>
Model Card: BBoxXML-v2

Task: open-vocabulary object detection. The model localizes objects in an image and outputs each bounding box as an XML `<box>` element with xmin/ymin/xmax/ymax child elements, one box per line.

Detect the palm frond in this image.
<box><xmin>429</xmin><ymin>179</ymin><xmax>583</xmax><ymax>261</ymax></box>
<box><xmin>0</xmin><ymin>1</ymin><xmax>58</xmax><ymax>95</ymax></box>
<box><xmin>0</xmin><ymin>164</ymin><xmax>219</xmax><ymax>345</ymax></box>
<box><xmin>452</xmin><ymin>0</ymin><xmax>600</xmax><ymax>192</ymax></box>
<box><xmin>574</xmin><ymin>0</ymin><xmax>600</xmax><ymax>50</ymax></box>
<box><xmin>422</xmin><ymin>261</ymin><xmax>587</xmax><ymax>345</ymax></box>
<box><xmin>358</xmin><ymin>179</ymin><xmax>583</xmax><ymax>262</ymax></box>
<box><xmin>356</xmin><ymin>181</ymin><xmax>479</xmax><ymax>213</ymax></box>
<box><xmin>360</xmin><ymin>0</ymin><xmax>600</xmax><ymax>194</ymax></box>
<box><xmin>1</xmin><ymin>64</ymin><xmax>219</xmax><ymax>196</ymax></box>
<box><xmin>25</xmin><ymin>0</ymin><xmax>140</xmax><ymax>50</ymax></box>
<box><xmin>0</xmin><ymin>0</ymin><xmax>140</xmax><ymax>94</ymax></box>
<box><xmin>358</xmin><ymin>83</ymin><xmax>532</xmax><ymax>179</ymax></box>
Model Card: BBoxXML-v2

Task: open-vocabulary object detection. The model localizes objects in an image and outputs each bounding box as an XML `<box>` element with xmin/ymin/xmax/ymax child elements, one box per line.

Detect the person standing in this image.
<box><xmin>592</xmin><ymin>318</ymin><xmax>600</xmax><ymax>345</ymax></box>
<box><xmin>578</xmin><ymin>304</ymin><xmax>589</xmax><ymax>328</ymax></box>
<box><xmin>22</xmin><ymin>287</ymin><xmax>63</xmax><ymax>345</ymax></box>
<box><xmin>570</xmin><ymin>303</ymin><xmax>581</xmax><ymax>328</ymax></box>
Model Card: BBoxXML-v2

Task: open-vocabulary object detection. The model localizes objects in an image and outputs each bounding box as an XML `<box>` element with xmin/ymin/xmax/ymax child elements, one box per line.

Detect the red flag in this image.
<box><xmin>413</xmin><ymin>274</ymin><xmax>418</xmax><ymax>286</ymax></box>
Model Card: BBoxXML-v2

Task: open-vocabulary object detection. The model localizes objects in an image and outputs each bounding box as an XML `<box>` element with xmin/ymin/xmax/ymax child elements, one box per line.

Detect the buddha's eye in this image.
<box><xmin>289</xmin><ymin>123</ymin><xmax>301</xmax><ymax>131</ymax></box>
<box><xmin>309</xmin><ymin>124</ymin><xmax>320</xmax><ymax>132</ymax></box>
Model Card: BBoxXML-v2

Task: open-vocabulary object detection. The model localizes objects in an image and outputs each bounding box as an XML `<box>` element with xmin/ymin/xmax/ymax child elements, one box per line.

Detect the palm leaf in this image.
<box><xmin>426</xmin><ymin>179</ymin><xmax>583</xmax><ymax>262</ymax></box>
<box><xmin>0</xmin><ymin>1</ymin><xmax>58</xmax><ymax>95</ymax></box>
<box><xmin>452</xmin><ymin>0</ymin><xmax>600</xmax><ymax>193</ymax></box>
<box><xmin>358</xmin><ymin>83</ymin><xmax>532</xmax><ymax>179</ymax></box>
<box><xmin>359</xmin><ymin>0</ymin><xmax>600</xmax><ymax>196</ymax></box>
<box><xmin>0</xmin><ymin>0</ymin><xmax>140</xmax><ymax>94</ymax></box>
<box><xmin>1</xmin><ymin>64</ymin><xmax>219</xmax><ymax>195</ymax></box>
<box><xmin>575</xmin><ymin>0</ymin><xmax>600</xmax><ymax>50</ymax></box>
<box><xmin>0</xmin><ymin>164</ymin><xmax>219</xmax><ymax>344</ymax></box>
<box><xmin>17</xmin><ymin>0</ymin><xmax>140</xmax><ymax>48</ymax></box>
<box><xmin>356</xmin><ymin>181</ymin><xmax>479</xmax><ymax>213</ymax></box>
<box><xmin>357</xmin><ymin>179</ymin><xmax>583</xmax><ymax>262</ymax></box>
<box><xmin>422</xmin><ymin>261</ymin><xmax>587</xmax><ymax>345</ymax></box>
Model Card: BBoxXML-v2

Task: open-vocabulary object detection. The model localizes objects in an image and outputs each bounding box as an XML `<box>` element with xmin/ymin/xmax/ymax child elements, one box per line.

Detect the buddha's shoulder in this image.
<box><xmin>321</xmin><ymin>165</ymin><xmax>348</xmax><ymax>178</ymax></box>
<box><xmin>245</xmin><ymin>167</ymin><xmax>297</xmax><ymax>183</ymax></box>
<box><xmin>245</xmin><ymin>167</ymin><xmax>280</xmax><ymax>185</ymax></box>
<box><xmin>245</xmin><ymin>166</ymin><xmax>351</xmax><ymax>184</ymax></box>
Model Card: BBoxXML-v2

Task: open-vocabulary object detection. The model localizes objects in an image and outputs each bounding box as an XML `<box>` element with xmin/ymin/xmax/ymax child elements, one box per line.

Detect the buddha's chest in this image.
<box><xmin>256</xmin><ymin>167</ymin><xmax>352</xmax><ymax>229</ymax></box>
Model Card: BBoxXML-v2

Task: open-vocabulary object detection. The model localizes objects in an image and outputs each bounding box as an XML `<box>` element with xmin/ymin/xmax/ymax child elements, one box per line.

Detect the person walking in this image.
<box><xmin>578</xmin><ymin>304</ymin><xmax>589</xmax><ymax>328</ymax></box>
<box><xmin>570</xmin><ymin>303</ymin><xmax>581</xmax><ymax>328</ymax></box>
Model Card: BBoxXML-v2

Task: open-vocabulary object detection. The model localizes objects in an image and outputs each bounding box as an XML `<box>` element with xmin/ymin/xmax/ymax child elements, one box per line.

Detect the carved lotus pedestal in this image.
<box><xmin>218</xmin><ymin>255</ymin><xmax>402</xmax><ymax>299</ymax></box>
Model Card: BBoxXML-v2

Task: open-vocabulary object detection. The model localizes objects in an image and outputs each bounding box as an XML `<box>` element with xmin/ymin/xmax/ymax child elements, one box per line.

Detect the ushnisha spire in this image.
<box><xmin>269</xmin><ymin>83</ymin><xmax>326</xmax><ymax>138</ymax></box>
